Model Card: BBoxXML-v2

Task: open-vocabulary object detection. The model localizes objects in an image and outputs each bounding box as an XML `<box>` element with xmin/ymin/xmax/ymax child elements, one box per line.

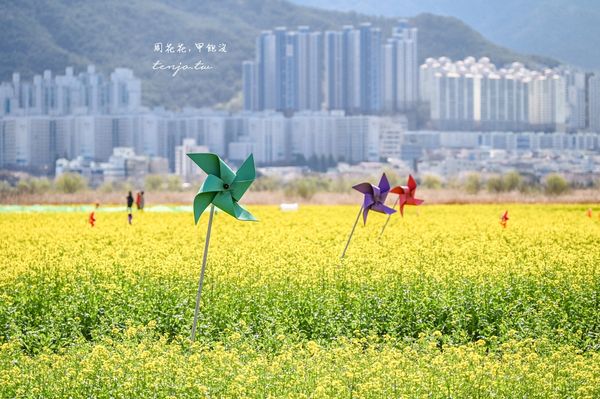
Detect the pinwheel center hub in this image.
<box><xmin>223</xmin><ymin>183</ymin><xmax>230</xmax><ymax>190</ymax></box>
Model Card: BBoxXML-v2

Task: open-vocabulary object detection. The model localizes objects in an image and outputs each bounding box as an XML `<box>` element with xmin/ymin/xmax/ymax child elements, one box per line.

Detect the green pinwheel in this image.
<box><xmin>187</xmin><ymin>153</ymin><xmax>257</xmax><ymax>223</ymax></box>
<box><xmin>186</xmin><ymin>153</ymin><xmax>257</xmax><ymax>342</ymax></box>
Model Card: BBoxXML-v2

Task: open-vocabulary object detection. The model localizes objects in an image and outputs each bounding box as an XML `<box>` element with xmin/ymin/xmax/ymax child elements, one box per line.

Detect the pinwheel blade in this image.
<box><xmin>407</xmin><ymin>198</ymin><xmax>424</xmax><ymax>206</ymax></box>
<box><xmin>372</xmin><ymin>203</ymin><xmax>397</xmax><ymax>215</ymax></box>
<box><xmin>235</xmin><ymin>154</ymin><xmax>256</xmax><ymax>182</ymax></box>
<box><xmin>362</xmin><ymin>207</ymin><xmax>370</xmax><ymax>225</ymax></box>
<box><xmin>352</xmin><ymin>182</ymin><xmax>373</xmax><ymax>195</ymax></box>
<box><xmin>218</xmin><ymin>159</ymin><xmax>236</xmax><ymax>185</ymax></box>
<box><xmin>407</xmin><ymin>175</ymin><xmax>417</xmax><ymax>191</ymax></box>
<box><xmin>233</xmin><ymin>202</ymin><xmax>257</xmax><ymax>221</ymax></box>
<box><xmin>363</xmin><ymin>193</ymin><xmax>375</xmax><ymax>209</ymax></box>
<box><xmin>372</xmin><ymin>184</ymin><xmax>381</xmax><ymax>199</ymax></box>
<box><xmin>231</xmin><ymin>180</ymin><xmax>252</xmax><ymax>202</ymax></box>
<box><xmin>398</xmin><ymin>199</ymin><xmax>407</xmax><ymax>216</ymax></box>
<box><xmin>212</xmin><ymin>191</ymin><xmax>237</xmax><ymax>218</ymax></box>
<box><xmin>379</xmin><ymin>173</ymin><xmax>391</xmax><ymax>194</ymax></box>
<box><xmin>187</xmin><ymin>153</ymin><xmax>220</xmax><ymax>176</ymax></box>
<box><xmin>390</xmin><ymin>185</ymin><xmax>407</xmax><ymax>195</ymax></box>
<box><xmin>212</xmin><ymin>191</ymin><xmax>257</xmax><ymax>221</ymax></box>
<box><xmin>193</xmin><ymin>192</ymin><xmax>217</xmax><ymax>224</ymax></box>
<box><xmin>231</xmin><ymin>154</ymin><xmax>256</xmax><ymax>201</ymax></box>
<box><xmin>200</xmin><ymin>174</ymin><xmax>225</xmax><ymax>193</ymax></box>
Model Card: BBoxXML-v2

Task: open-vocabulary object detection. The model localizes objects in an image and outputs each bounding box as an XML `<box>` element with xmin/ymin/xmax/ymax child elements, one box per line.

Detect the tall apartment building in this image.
<box><xmin>0</xmin><ymin>116</ymin><xmax>71</xmax><ymax>171</ymax></box>
<box><xmin>324</xmin><ymin>29</ymin><xmax>356</xmax><ymax>111</ymax></box>
<box><xmin>588</xmin><ymin>74</ymin><xmax>600</xmax><ymax>132</ymax></box>
<box><xmin>528</xmin><ymin>70</ymin><xmax>567</xmax><ymax>131</ymax></box>
<box><xmin>288</xmin><ymin>111</ymin><xmax>381</xmax><ymax>163</ymax></box>
<box><xmin>563</xmin><ymin>69</ymin><xmax>587</xmax><ymax>131</ymax></box>
<box><xmin>245</xmin><ymin>22</ymin><xmax>395</xmax><ymax>116</ymax></box>
<box><xmin>174</xmin><ymin>138</ymin><xmax>209</xmax><ymax>182</ymax></box>
<box><xmin>422</xmin><ymin>57</ymin><xmax>567</xmax><ymax>131</ymax></box>
<box><xmin>323</xmin><ymin>24</ymin><xmax>381</xmax><ymax>114</ymax></box>
<box><xmin>382</xmin><ymin>20</ymin><xmax>419</xmax><ymax>112</ymax></box>
<box><xmin>243</xmin><ymin>27</ymin><xmax>323</xmax><ymax>113</ymax></box>
<box><xmin>0</xmin><ymin>65</ymin><xmax>141</xmax><ymax>117</ymax></box>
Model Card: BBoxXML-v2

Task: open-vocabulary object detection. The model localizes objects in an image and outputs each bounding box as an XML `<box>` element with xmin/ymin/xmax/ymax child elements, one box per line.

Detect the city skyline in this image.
<box><xmin>1</xmin><ymin>19</ymin><xmax>599</xmax><ymax>184</ymax></box>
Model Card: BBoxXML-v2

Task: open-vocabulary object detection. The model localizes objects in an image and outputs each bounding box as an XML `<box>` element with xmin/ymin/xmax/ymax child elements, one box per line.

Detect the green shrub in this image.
<box><xmin>33</xmin><ymin>178</ymin><xmax>51</xmax><ymax>194</ymax></box>
<box><xmin>464</xmin><ymin>173</ymin><xmax>482</xmax><ymax>195</ymax></box>
<box><xmin>253</xmin><ymin>176</ymin><xmax>281</xmax><ymax>191</ymax></box>
<box><xmin>544</xmin><ymin>174</ymin><xmax>569</xmax><ymax>196</ymax></box>
<box><xmin>284</xmin><ymin>179</ymin><xmax>317</xmax><ymax>200</ymax></box>
<box><xmin>329</xmin><ymin>176</ymin><xmax>353</xmax><ymax>193</ymax></box>
<box><xmin>98</xmin><ymin>181</ymin><xmax>114</xmax><ymax>193</ymax></box>
<box><xmin>503</xmin><ymin>171</ymin><xmax>522</xmax><ymax>192</ymax></box>
<box><xmin>166</xmin><ymin>175</ymin><xmax>183</xmax><ymax>192</ymax></box>
<box><xmin>445</xmin><ymin>177</ymin><xmax>461</xmax><ymax>190</ymax></box>
<box><xmin>145</xmin><ymin>175</ymin><xmax>164</xmax><ymax>191</ymax></box>
<box><xmin>422</xmin><ymin>175</ymin><xmax>442</xmax><ymax>190</ymax></box>
<box><xmin>0</xmin><ymin>181</ymin><xmax>14</xmax><ymax>196</ymax></box>
<box><xmin>54</xmin><ymin>173</ymin><xmax>87</xmax><ymax>194</ymax></box>
<box><xmin>486</xmin><ymin>176</ymin><xmax>505</xmax><ymax>193</ymax></box>
<box><xmin>15</xmin><ymin>178</ymin><xmax>51</xmax><ymax>195</ymax></box>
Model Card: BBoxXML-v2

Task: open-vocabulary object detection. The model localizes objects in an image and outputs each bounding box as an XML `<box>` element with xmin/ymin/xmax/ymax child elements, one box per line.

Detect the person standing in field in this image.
<box><xmin>139</xmin><ymin>191</ymin><xmax>145</xmax><ymax>211</ymax></box>
<box><xmin>127</xmin><ymin>191</ymin><xmax>134</xmax><ymax>225</ymax></box>
<box><xmin>136</xmin><ymin>191</ymin><xmax>142</xmax><ymax>210</ymax></box>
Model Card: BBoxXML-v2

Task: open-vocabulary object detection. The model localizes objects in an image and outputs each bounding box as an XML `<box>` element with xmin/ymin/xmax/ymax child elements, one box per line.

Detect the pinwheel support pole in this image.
<box><xmin>340</xmin><ymin>206</ymin><xmax>363</xmax><ymax>260</ymax></box>
<box><xmin>191</xmin><ymin>204</ymin><xmax>215</xmax><ymax>341</ymax></box>
<box><xmin>380</xmin><ymin>197</ymin><xmax>400</xmax><ymax>237</ymax></box>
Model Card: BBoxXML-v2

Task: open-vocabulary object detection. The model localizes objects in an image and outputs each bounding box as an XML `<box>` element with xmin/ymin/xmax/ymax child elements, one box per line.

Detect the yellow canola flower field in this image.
<box><xmin>0</xmin><ymin>204</ymin><xmax>599</xmax><ymax>398</ymax></box>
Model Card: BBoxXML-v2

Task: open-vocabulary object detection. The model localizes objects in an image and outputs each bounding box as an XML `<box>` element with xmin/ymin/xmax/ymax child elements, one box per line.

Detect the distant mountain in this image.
<box><xmin>291</xmin><ymin>0</ymin><xmax>599</xmax><ymax>69</ymax></box>
<box><xmin>0</xmin><ymin>0</ymin><xmax>558</xmax><ymax>109</ymax></box>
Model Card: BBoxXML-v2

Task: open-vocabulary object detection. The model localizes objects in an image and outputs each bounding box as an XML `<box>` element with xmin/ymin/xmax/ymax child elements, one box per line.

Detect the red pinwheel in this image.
<box><xmin>352</xmin><ymin>173</ymin><xmax>396</xmax><ymax>225</ymax></box>
<box><xmin>380</xmin><ymin>174</ymin><xmax>424</xmax><ymax>236</ymax></box>
<box><xmin>500</xmin><ymin>210</ymin><xmax>509</xmax><ymax>228</ymax></box>
<box><xmin>340</xmin><ymin>173</ymin><xmax>396</xmax><ymax>259</ymax></box>
<box><xmin>390</xmin><ymin>175</ymin><xmax>424</xmax><ymax>216</ymax></box>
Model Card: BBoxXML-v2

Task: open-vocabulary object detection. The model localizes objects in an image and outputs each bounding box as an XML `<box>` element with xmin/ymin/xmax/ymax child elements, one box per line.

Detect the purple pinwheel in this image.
<box><xmin>340</xmin><ymin>173</ymin><xmax>397</xmax><ymax>260</ymax></box>
<box><xmin>352</xmin><ymin>173</ymin><xmax>396</xmax><ymax>225</ymax></box>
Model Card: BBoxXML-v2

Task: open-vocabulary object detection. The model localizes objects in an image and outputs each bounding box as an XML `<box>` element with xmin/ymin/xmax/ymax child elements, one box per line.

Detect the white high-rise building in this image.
<box><xmin>246</xmin><ymin>113</ymin><xmax>287</xmax><ymax>164</ymax></box>
<box><xmin>420</xmin><ymin>57</ymin><xmax>452</xmax><ymax>105</ymax></box>
<box><xmin>422</xmin><ymin>57</ymin><xmax>567</xmax><ymax>131</ymax></box>
<box><xmin>0</xmin><ymin>66</ymin><xmax>141</xmax><ymax>117</ymax></box>
<box><xmin>379</xmin><ymin>116</ymin><xmax>408</xmax><ymax>159</ymax></box>
<box><xmin>0</xmin><ymin>115</ymin><xmax>72</xmax><ymax>171</ymax></box>
<box><xmin>563</xmin><ymin>70</ymin><xmax>587</xmax><ymax>131</ymax></box>
<box><xmin>382</xmin><ymin>20</ymin><xmax>419</xmax><ymax>112</ymax></box>
<box><xmin>290</xmin><ymin>111</ymin><xmax>337</xmax><ymax>163</ymax></box>
<box><xmin>289</xmin><ymin>111</ymin><xmax>381</xmax><ymax>163</ymax></box>
<box><xmin>528</xmin><ymin>70</ymin><xmax>566</xmax><ymax>131</ymax></box>
<box><xmin>588</xmin><ymin>74</ymin><xmax>600</xmax><ymax>132</ymax></box>
<box><xmin>109</xmin><ymin>68</ymin><xmax>141</xmax><ymax>114</ymax></box>
<box><xmin>175</xmin><ymin>138</ymin><xmax>209</xmax><ymax>182</ymax></box>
